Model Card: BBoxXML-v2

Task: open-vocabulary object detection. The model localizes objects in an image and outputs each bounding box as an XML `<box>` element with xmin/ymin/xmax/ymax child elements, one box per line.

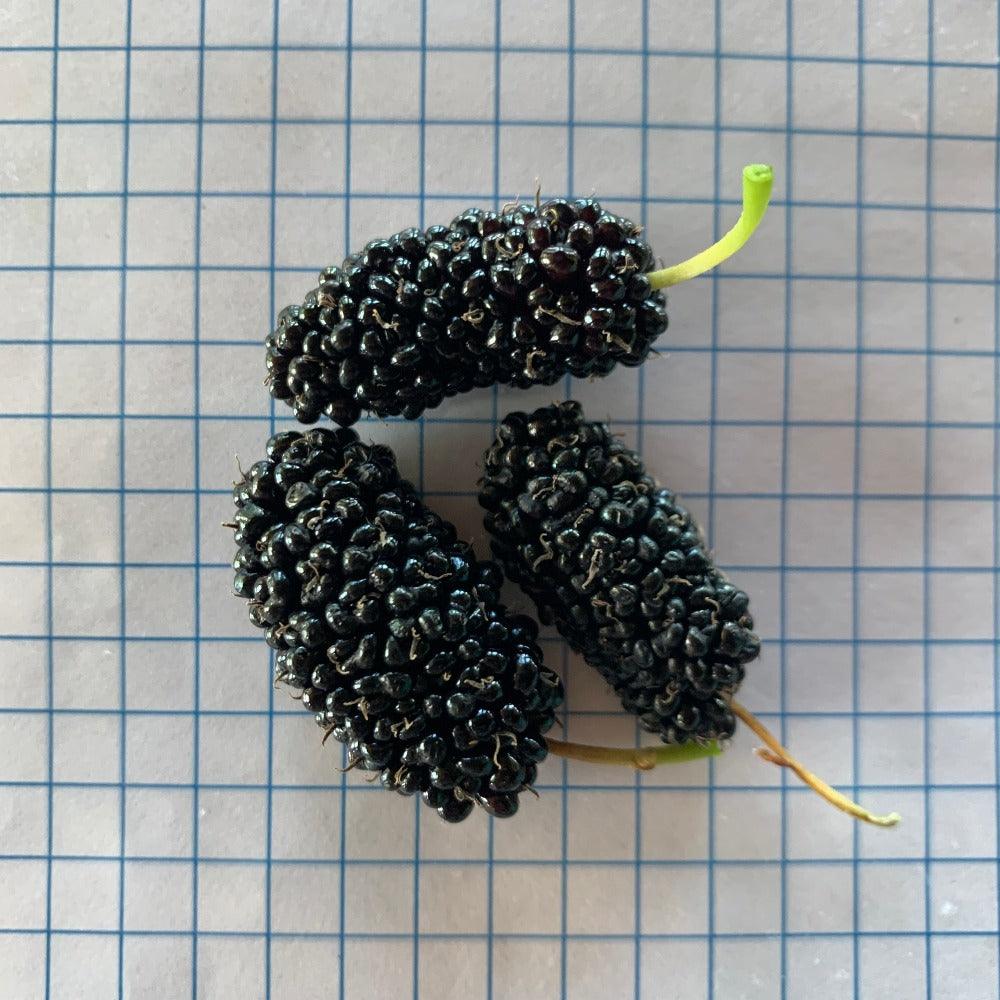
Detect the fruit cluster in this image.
<box><xmin>265</xmin><ymin>199</ymin><xmax>667</xmax><ymax>425</ymax></box>
<box><xmin>479</xmin><ymin>400</ymin><xmax>761</xmax><ymax>745</ymax></box>
<box><xmin>232</xmin><ymin>426</ymin><xmax>563</xmax><ymax>822</ymax></box>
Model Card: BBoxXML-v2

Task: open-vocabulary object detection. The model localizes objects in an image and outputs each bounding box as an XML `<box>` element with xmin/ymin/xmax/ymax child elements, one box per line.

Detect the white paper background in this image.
<box><xmin>1</xmin><ymin>0</ymin><xmax>998</xmax><ymax>998</ymax></box>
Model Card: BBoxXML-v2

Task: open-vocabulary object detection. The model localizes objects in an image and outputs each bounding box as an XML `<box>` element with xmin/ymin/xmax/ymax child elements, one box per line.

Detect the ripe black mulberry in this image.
<box><xmin>231</xmin><ymin>427</ymin><xmax>564</xmax><ymax>821</ymax></box>
<box><xmin>265</xmin><ymin>199</ymin><xmax>667</xmax><ymax>425</ymax></box>
<box><xmin>479</xmin><ymin>400</ymin><xmax>761</xmax><ymax>745</ymax></box>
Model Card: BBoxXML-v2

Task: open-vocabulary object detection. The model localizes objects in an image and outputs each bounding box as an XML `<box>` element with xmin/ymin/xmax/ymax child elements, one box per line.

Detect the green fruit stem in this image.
<box><xmin>648</xmin><ymin>163</ymin><xmax>774</xmax><ymax>289</ymax></box>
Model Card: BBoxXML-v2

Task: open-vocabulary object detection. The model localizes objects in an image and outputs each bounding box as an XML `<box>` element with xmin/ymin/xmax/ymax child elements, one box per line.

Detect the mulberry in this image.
<box><xmin>265</xmin><ymin>199</ymin><xmax>667</xmax><ymax>426</ymax></box>
<box><xmin>230</xmin><ymin>427</ymin><xmax>563</xmax><ymax>822</ymax></box>
<box><xmin>479</xmin><ymin>400</ymin><xmax>760</xmax><ymax>745</ymax></box>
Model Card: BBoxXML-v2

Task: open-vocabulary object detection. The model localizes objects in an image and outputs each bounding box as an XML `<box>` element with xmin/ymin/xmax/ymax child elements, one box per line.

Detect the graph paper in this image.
<box><xmin>1</xmin><ymin>0</ymin><xmax>998</xmax><ymax>996</ymax></box>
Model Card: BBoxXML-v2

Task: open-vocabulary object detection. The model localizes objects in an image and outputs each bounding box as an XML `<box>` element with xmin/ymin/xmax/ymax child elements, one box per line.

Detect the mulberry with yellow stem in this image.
<box><xmin>265</xmin><ymin>165</ymin><xmax>774</xmax><ymax>425</ymax></box>
<box><xmin>479</xmin><ymin>400</ymin><xmax>900</xmax><ymax>829</ymax></box>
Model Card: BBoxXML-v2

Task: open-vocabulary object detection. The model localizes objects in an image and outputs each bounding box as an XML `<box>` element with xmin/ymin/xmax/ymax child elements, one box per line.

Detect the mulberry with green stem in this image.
<box><xmin>265</xmin><ymin>165</ymin><xmax>774</xmax><ymax>426</ymax></box>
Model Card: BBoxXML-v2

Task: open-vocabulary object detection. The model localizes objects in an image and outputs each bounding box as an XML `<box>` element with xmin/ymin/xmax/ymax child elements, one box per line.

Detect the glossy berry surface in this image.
<box><xmin>479</xmin><ymin>401</ymin><xmax>760</xmax><ymax>745</ymax></box>
<box><xmin>231</xmin><ymin>427</ymin><xmax>562</xmax><ymax>821</ymax></box>
<box><xmin>265</xmin><ymin>200</ymin><xmax>667</xmax><ymax>425</ymax></box>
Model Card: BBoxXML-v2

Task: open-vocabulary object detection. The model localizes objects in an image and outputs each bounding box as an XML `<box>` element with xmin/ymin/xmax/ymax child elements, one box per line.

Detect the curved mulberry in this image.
<box><xmin>231</xmin><ymin>426</ymin><xmax>563</xmax><ymax>822</ymax></box>
<box><xmin>265</xmin><ymin>199</ymin><xmax>668</xmax><ymax>425</ymax></box>
<box><xmin>478</xmin><ymin>400</ymin><xmax>761</xmax><ymax>745</ymax></box>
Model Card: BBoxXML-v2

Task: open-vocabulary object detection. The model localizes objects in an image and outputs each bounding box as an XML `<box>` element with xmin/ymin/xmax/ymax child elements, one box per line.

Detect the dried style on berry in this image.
<box><xmin>231</xmin><ymin>427</ymin><xmax>563</xmax><ymax>822</ymax></box>
<box><xmin>479</xmin><ymin>401</ymin><xmax>761</xmax><ymax>745</ymax></box>
<box><xmin>266</xmin><ymin>199</ymin><xmax>668</xmax><ymax>425</ymax></box>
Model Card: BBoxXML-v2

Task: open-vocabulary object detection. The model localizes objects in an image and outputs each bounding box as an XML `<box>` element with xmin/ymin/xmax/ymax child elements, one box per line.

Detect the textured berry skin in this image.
<box><xmin>231</xmin><ymin>427</ymin><xmax>563</xmax><ymax>821</ymax></box>
<box><xmin>479</xmin><ymin>401</ymin><xmax>760</xmax><ymax>745</ymax></box>
<box><xmin>265</xmin><ymin>200</ymin><xmax>668</xmax><ymax>425</ymax></box>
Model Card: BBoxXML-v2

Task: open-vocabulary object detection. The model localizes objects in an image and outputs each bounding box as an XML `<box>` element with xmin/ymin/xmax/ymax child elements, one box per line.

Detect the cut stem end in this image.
<box><xmin>649</xmin><ymin>163</ymin><xmax>774</xmax><ymax>290</ymax></box>
<box><xmin>731</xmin><ymin>700</ymin><xmax>901</xmax><ymax>828</ymax></box>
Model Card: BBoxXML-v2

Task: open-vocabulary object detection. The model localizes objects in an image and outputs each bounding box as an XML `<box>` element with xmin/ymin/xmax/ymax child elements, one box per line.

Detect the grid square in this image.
<box><xmin>714</xmin><ymin>864</ymin><xmax>781</xmax><ymax>934</ymax></box>
<box><xmin>860</xmin><ymin>937</ymin><xmax>926</xmax><ymax>1000</ymax></box>
<box><xmin>419</xmin><ymin>864</ymin><xmax>488</xmax><ymax>934</ymax></box>
<box><xmin>3</xmin><ymin>0</ymin><xmax>54</xmax><ymax>46</ymax></box>
<box><xmin>565</xmin><ymin>941</ymin><xmax>634</xmax><ymax>1000</ymax></box>
<box><xmin>126</xmin><ymin>196</ymin><xmax>196</xmax><ymax>266</ymax></box>
<box><xmin>124</xmin><ymin>344</ymin><xmax>195</xmax><ymax>413</ymax></box>
<box><xmin>492</xmin><ymin>865</ymin><xmax>561</xmax><ymax>934</ymax></box>
<box><xmin>0</xmin><ymin>860</ymin><xmax>47</xmax><ymax>929</ymax></box>
<box><xmin>793</xmin><ymin>62</ymin><xmax>857</xmax><ymax>129</ymax></box>
<box><xmin>717</xmin><ymin>278</ymin><xmax>787</xmax><ymax>348</ymax></box>
<box><xmin>425</xmin><ymin>0</ymin><xmax>493</xmax><ymax>44</ymax></box>
<box><xmin>863</xmin><ymin>209</ymin><xmax>926</xmax><ymax>278</ymax></box>
<box><xmin>350</xmin><ymin>50</ymin><xmax>419</xmax><ymax>120</ymax></box>
<box><xmin>50</xmin><ymin>935</ymin><xmax>117</xmax><ymax>1000</ymax></box>
<box><xmin>787</xmin><ymin>353</ymin><xmax>857</xmax><ymax>422</ymax></box>
<box><xmin>124</xmin><ymin>787</ymin><xmax>194</xmax><ymax>857</ymax></box>
<box><xmin>271</xmin><ymin>788</ymin><xmax>343</xmax><ymax>861</ymax></box>
<box><xmin>863</xmin><ymin>64</ymin><xmax>928</xmax><ymax>133</ymax></box>
<box><xmin>130</xmin><ymin>51</ymin><xmax>201</xmax><ymax>118</ymax></box>
<box><xmin>51</xmin><ymin>271</ymin><xmax>121</xmax><ymax>342</ymax></box>
<box><xmin>501</xmin><ymin>0</ymin><xmax>568</xmax><ymax>46</ymax></box>
<box><xmin>204</xmin><ymin>51</ymin><xmax>273</xmax><ymax>119</ymax></box>
<box><xmin>933</xmin><ymin>67</ymin><xmax>997</xmax><ymax>135</ymax></box>
<box><xmin>124</xmin><ymin>419</ymin><xmax>194</xmax><ymax>490</ymax></box>
<box><xmin>931</xmin><ymin>938</ymin><xmax>999</xmax><ymax>1000</ymax></box>
<box><xmin>714</xmin><ymin>789</ymin><xmax>781</xmax><ymax>860</ymax></box>
<box><xmin>929</xmin><ymin>643</ymin><xmax>995</xmax><ymax>712</ymax></box>
<box><xmin>785</xmin><ymin>569</ymin><xmax>852</xmax><ymax>639</ymax></box>
<box><xmin>51</xmin><ymin>344</ymin><xmax>119</xmax><ymax>415</ymax></box>
<box><xmin>786</xmin><ymin>426</ymin><xmax>855</xmax><ymax>493</ymax></box>
<box><xmin>786</xmin><ymin>938</ymin><xmax>854</xmax><ymax>1000</ymax></box>
<box><xmin>199</xmin><ymin>715</ymin><xmax>268</xmax><ymax>784</ymax></box>
<box><xmin>793</xmin><ymin>0</ymin><xmax>857</xmax><ymax>56</ymax></box>
<box><xmin>930</xmin><ymin>861</ymin><xmax>997</xmax><ymax>932</ymax></box>
<box><xmin>55</xmin><ymin>124</ymin><xmax>123</xmax><ymax>193</ymax></box>
<box><xmin>0</xmin><ymin>712</ymin><xmax>49</xmax><ymax>782</ymax></box>
<box><xmin>859</xmin><ymin>861</ymin><xmax>926</xmax><ymax>931</ymax></box>
<box><xmin>125</xmin><ymin>270</ymin><xmax>195</xmax><ymax>342</ymax></box>
<box><xmin>791</xmin><ymin>280</ymin><xmax>857</xmax><ymax>349</ymax></box>
<box><xmin>126</xmin><ymin>714</ymin><xmax>194</xmax><ymax>783</ymax></box>
<box><xmin>934</xmin><ymin>0</ymin><xmax>998</xmax><ymax>61</ymax></box>
<box><xmin>793</xmin><ymin>133</ymin><xmax>858</xmax><ymax>203</ymax></box>
<box><xmin>791</xmin><ymin>206</ymin><xmax>857</xmax><ymax>275</ymax></box>
<box><xmin>425</xmin><ymin>51</ymin><xmax>494</xmax><ymax>120</ymax></box>
<box><xmin>198</xmin><ymin>789</ymin><xmax>267</xmax><ymax>859</ymax></box>
<box><xmin>860</xmin><ymin>427</ymin><xmax>927</xmax><ymax>494</ymax></box>
<box><xmin>201</xmin><ymin>197</ymin><xmax>271</xmax><ymax>266</ymax></box>
<box><xmin>716</xmin><ymin>351</ymin><xmax>784</xmax><ymax>421</ymax></box>
<box><xmin>931</xmin><ymin>789</ymin><xmax>998</xmax><ymax>859</ymax></box>
<box><xmin>860</xmin><ymin>282</ymin><xmax>926</xmax><ymax>349</ymax></box>
<box><xmin>641</xmin><ymin>349</ymin><xmax>712</xmax><ymax>420</ymax></box>
<box><xmin>202</xmin><ymin>124</ymin><xmax>272</xmax><ymax>191</ymax></box>
<box><xmin>59</xmin><ymin>0</ymin><xmax>126</xmax><ymax>45</ymax></box>
<box><xmin>930</xmin><ymin>499</ymin><xmax>994</xmax><ymax>567</ymax></box>
<box><xmin>932</xmin><ymin>138</ymin><xmax>995</xmax><ymax>209</ymax></box>
<box><xmin>274</xmin><ymin>123</ymin><xmax>346</xmax><ymax>193</ymax></box>
<box><xmin>0</xmin><ymin>786</ymin><xmax>48</xmax><ymax>855</ymax></box>
<box><xmin>52</xmin><ymin>565</ymin><xmax>119</xmax><ymax>636</ymax></box>
<box><xmin>52</xmin><ymin>639</ymin><xmax>120</xmax><ymax>710</ymax></box>
<box><xmin>858</xmin><ymin>643</ymin><xmax>925</xmax><ymax>712</ymax></box>
<box><xmin>277</xmin><ymin>51</ymin><xmax>346</xmax><ymax>119</ymax></box>
<box><xmin>648</xmin><ymin>56</ymin><xmax>715</xmax><ymax>125</ymax></box>
<box><xmin>343</xmin><ymin>863</ymin><xmax>414</xmax><ymax>934</ymax></box>
<box><xmin>271</xmin><ymin>863</ymin><xmax>340</xmax><ymax>933</ymax></box>
<box><xmin>786</xmin><ymin>643</ymin><xmax>854</xmax><ymax>712</ymax></box>
<box><xmin>125</xmin><ymin>567</ymin><xmax>194</xmax><ymax>637</ymax></box>
<box><xmin>930</xmin><ymin>716</ymin><xmax>996</xmax><ymax>784</ymax></box>
<box><xmin>419</xmin><ymin>941</ymin><xmax>487</xmax><ymax>1000</ymax></box>
<box><xmin>198</xmin><ymin>862</ymin><xmax>266</xmax><ymax>932</ymax></box>
<box><xmin>52</xmin><ymin>711</ymin><xmax>119</xmax><ymax>783</ymax></box>
<box><xmin>567</xmin><ymin>790</ymin><xmax>636</xmax><ymax>859</ymax></box>
<box><xmin>54</xmin><ymin>197</ymin><xmax>123</xmax><ymax>266</ymax></box>
<box><xmin>57</xmin><ymin>52</ymin><xmax>126</xmax><ymax>119</ymax></box>
<box><xmin>0</xmin><ymin>53</ymin><xmax>53</xmax><ymax>120</ymax></box>
<box><xmin>125</xmin><ymin>493</ymin><xmax>195</xmax><ymax>565</ymax></box>
<box><xmin>574</xmin><ymin>53</ymin><xmax>642</xmax><ymax>122</ymax></box>
<box><xmin>500</xmin><ymin>52</ymin><xmax>569</xmax><ymax>122</ymax></box>
<box><xmin>721</xmin><ymin>58</ymin><xmax>787</xmax><ymax>127</ymax></box>
<box><xmin>930</xmin><ymin>570</ymin><xmax>995</xmax><ymax>641</ymax></box>
<box><xmin>351</xmin><ymin>0</ymin><xmax>419</xmax><ymax>44</ymax></box>
<box><xmin>566</xmin><ymin>864</ymin><xmax>635</xmax><ymax>934</ymax></box>
<box><xmin>50</xmin><ymin>859</ymin><xmax>119</xmax><ymax>929</ymax></box>
<box><xmin>0</xmin><ymin>418</ymin><xmax>46</xmax><ymax>488</ymax></box>
<box><xmin>933</xmin><ymin>355</ymin><xmax>995</xmax><ymax>424</ymax></box>
<box><xmin>713</xmin><ymin>497</ymin><xmax>780</xmax><ymax>565</ymax></box>
<box><xmin>862</xmin><ymin>137</ymin><xmax>927</xmax><ymax>205</ymax></box>
<box><xmin>124</xmin><ymin>862</ymin><xmax>193</xmax><ymax>930</ymax></box>
<box><xmin>205</xmin><ymin>0</ymin><xmax>273</xmax><ymax>43</ymax></box>
<box><xmin>493</xmin><ymin>790</ymin><xmax>564</xmax><ymax>861</ymax></box>
<box><xmin>1</xmin><ymin>272</ymin><xmax>49</xmax><ymax>341</ymax></box>
<box><xmin>865</xmin><ymin>0</ymin><xmax>928</xmax><ymax>58</ymax></box>
<box><xmin>861</xmin><ymin>352</ymin><xmax>927</xmax><ymax>422</ymax></box>
<box><xmin>198</xmin><ymin>939</ymin><xmax>266</xmax><ymax>1000</ymax></box>
<box><xmin>122</xmin><ymin>936</ymin><xmax>192</xmax><ymax>1000</ymax></box>
<box><xmin>424</xmin><ymin>124</ymin><xmax>493</xmax><ymax>194</ymax></box>
<box><xmin>715</xmin><ymin>425</ymin><xmax>783</xmax><ymax>493</ymax></box>
<box><xmin>858</xmin><ymin>716</ymin><xmax>926</xmax><ymax>785</ymax></box>
<box><xmin>131</xmin><ymin>0</ymin><xmax>200</xmax><ymax>45</ymax></box>
<box><xmin>787</xmin><ymin>863</ymin><xmax>854</xmax><ymax>932</ymax></box>
<box><xmin>492</xmin><ymin>941</ymin><xmax>562</xmax><ymax>1000</ymax></box>
<box><xmin>197</xmin><ymin>641</ymin><xmax>269</xmax><ymax>713</ymax></box>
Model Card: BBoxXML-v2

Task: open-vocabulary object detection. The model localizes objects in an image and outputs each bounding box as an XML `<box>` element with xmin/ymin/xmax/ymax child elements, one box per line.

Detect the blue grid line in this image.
<box><xmin>994</xmin><ymin>5</ymin><xmax>1000</xmax><ymax>995</ymax></box>
<box><xmin>2</xmin><ymin>38</ymin><xmax>999</xmax><ymax>71</ymax></box>
<box><xmin>190</xmin><ymin>0</ymin><xmax>208</xmax><ymax>993</ymax></box>
<box><xmin>778</xmin><ymin>0</ymin><xmax>794</xmax><ymax>995</ymax></box>
<box><xmin>41</xmin><ymin>2</ymin><xmax>60</xmax><ymax>996</ymax></box>
<box><xmin>263</xmin><ymin>0</ymin><xmax>282</xmax><ymax>997</ymax></box>
<box><xmin>335</xmin><ymin>4</ymin><xmax>352</xmax><ymax>999</ymax></box>
<box><xmin>706</xmin><ymin>3</ymin><xmax>722</xmax><ymax>995</ymax></box>
<box><xmin>115</xmin><ymin>0</ymin><xmax>134</xmax><ymax>993</ymax></box>
<box><xmin>922</xmin><ymin>5</ymin><xmax>937</xmax><ymax>994</ymax></box>
<box><xmin>850</xmin><ymin>3</ymin><xmax>866</xmax><ymax>997</ymax></box>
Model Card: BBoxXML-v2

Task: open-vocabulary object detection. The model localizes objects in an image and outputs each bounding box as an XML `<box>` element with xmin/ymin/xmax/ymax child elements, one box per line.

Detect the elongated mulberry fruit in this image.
<box><xmin>265</xmin><ymin>165</ymin><xmax>775</xmax><ymax>426</ymax></box>
<box><xmin>478</xmin><ymin>400</ymin><xmax>761</xmax><ymax>745</ymax></box>
<box><xmin>266</xmin><ymin>200</ymin><xmax>667</xmax><ymax>425</ymax></box>
<box><xmin>230</xmin><ymin>427</ymin><xmax>563</xmax><ymax>821</ymax></box>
